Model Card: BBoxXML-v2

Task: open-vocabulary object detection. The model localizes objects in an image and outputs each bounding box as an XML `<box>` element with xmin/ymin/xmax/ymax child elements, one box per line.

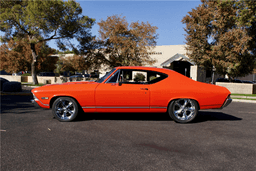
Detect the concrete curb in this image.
<box><xmin>22</xmin><ymin>85</ymin><xmax>41</xmax><ymax>88</ymax></box>
<box><xmin>1</xmin><ymin>91</ymin><xmax>32</xmax><ymax>96</ymax></box>
<box><xmin>232</xmin><ymin>99</ymin><xmax>256</xmax><ymax>103</ymax></box>
<box><xmin>231</xmin><ymin>95</ymin><xmax>256</xmax><ymax>99</ymax></box>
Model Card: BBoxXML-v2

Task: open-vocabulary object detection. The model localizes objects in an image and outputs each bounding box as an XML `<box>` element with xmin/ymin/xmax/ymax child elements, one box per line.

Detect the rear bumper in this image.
<box><xmin>221</xmin><ymin>96</ymin><xmax>232</xmax><ymax>108</ymax></box>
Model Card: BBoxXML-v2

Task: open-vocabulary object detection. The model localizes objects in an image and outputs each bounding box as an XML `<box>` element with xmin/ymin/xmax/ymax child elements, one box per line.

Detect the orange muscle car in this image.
<box><xmin>31</xmin><ymin>66</ymin><xmax>232</xmax><ymax>123</ymax></box>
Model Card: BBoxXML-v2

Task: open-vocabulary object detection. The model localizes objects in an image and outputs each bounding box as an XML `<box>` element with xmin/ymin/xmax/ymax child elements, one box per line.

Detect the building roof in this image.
<box><xmin>160</xmin><ymin>53</ymin><xmax>195</xmax><ymax>66</ymax></box>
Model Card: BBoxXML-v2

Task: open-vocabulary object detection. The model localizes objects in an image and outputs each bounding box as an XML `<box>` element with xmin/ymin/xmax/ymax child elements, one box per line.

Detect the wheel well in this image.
<box><xmin>50</xmin><ymin>96</ymin><xmax>82</xmax><ymax>109</ymax></box>
<box><xmin>167</xmin><ymin>98</ymin><xmax>200</xmax><ymax>110</ymax></box>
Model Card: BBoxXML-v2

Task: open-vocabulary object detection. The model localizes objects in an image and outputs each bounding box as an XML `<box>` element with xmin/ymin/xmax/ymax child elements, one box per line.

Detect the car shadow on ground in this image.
<box><xmin>76</xmin><ymin>111</ymin><xmax>172</xmax><ymax>122</ymax></box>
<box><xmin>193</xmin><ymin>111</ymin><xmax>242</xmax><ymax>123</ymax></box>
<box><xmin>76</xmin><ymin>111</ymin><xmax>242</xmax><ymax>123</ymax></box>
<box><xmin>0</xmin><ymin>95</ymin><xmax>36</xmax><ymax>114</ymax></box>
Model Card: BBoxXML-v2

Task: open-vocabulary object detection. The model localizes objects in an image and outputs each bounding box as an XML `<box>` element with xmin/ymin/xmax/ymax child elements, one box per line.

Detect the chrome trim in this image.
<box><xmin>82</xmin><ymin>106</ymin><xmax>149</xmax><ymax>109</ymax></box>
<box><xmin>32</xmin><ymin>93</ymin><xmax>49</xmax><ymax>106</ymax></box>
<box><xmin>82</xmin><ymin>107</ymin><xmax>96</xmax><ymax>109</ymax></box>
<box><xmin>150</xmin><ymin>107</ymin><xmax>167</xmax><ymax>109</ymax></box>
<box><xmin>32</xmin><ymin>93</ymin><xmax>39</xmax><ymax>101</ymax></box>
<box><xmin>31</xmin><ymin>99</ymin><xmax>40</xmax><ymax>107</ymax></box>
<box><xmin>82</xmin><ymin>106</ymin><xmax>167</xmax><ymax>109</ymax></box>
<box><xmin>105</xmin><ymin>70</ymin><xmax>120</xmax><ymax>84</ymax></box>
<box><xmin>54</xmin><ymin>99</ymin><xmax>76</xmax><ymax>120</ymax></box>
<box><xmin>172</xmin><ymin>99</ymin><xmax>196</xmax><ymax>121</ymax></box>
<box><xmin>221</xmin><ymin>97</ymin><xmax>232</xmax><ymax>108</ymax></box>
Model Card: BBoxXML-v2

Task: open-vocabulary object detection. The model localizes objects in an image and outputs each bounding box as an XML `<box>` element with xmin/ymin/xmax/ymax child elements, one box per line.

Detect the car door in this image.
<box><xmin>95</xmin><ymin>69</ymin><xmax>150</xmax><ymax>112</ymax></box>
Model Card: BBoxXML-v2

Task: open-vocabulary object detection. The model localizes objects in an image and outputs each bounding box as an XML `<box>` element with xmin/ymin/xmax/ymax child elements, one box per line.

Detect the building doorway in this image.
<box><xmin>171</xmin><ymin>61</ymin><xmax>191</xmax><ymax>77</ymax></box>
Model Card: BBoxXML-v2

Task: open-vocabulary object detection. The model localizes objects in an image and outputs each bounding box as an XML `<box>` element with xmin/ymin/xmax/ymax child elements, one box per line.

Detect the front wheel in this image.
<box><xmin>52</xmin><ymin>97</ymin><xmax>79</xmax><ymax>122</ymax></box>
<box><xmin>168</xmin><ymin>99</ymin><xmax>198</xmax><ymax>123</ymax></box>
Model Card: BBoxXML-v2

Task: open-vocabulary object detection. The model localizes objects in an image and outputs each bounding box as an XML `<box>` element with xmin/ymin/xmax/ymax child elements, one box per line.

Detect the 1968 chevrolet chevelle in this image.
<box><xmin>31</xmin><ymin>66</ymin><xmax>232</xmax><ymax>123</ymax></box>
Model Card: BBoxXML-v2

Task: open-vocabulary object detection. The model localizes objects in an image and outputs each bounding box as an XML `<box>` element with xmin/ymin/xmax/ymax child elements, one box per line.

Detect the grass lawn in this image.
<box><xmin>231</xmin><ymin>94</ymin><xmax>256</xmax><ymax>97</ymax></box>
<box><xmin>232</xmin><ymin>98</ymin><xmax>256</xmax><ymax>100</ymax></box>
<box><xmin>231</xmin><ymin>94</ymin><xmax>256</xmax><ymax>101</ymax></box>
<box><xmin>21</xmin><ymin>82</ymin><xmax>45</xmax><ymax>86</ymax></box>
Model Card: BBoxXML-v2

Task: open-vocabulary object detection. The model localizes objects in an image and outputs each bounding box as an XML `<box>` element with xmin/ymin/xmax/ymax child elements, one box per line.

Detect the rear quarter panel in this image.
<box><xmin>150</xmin><ymin>71</ymin><xmax>230</xmax><ymax>110</ymax></box>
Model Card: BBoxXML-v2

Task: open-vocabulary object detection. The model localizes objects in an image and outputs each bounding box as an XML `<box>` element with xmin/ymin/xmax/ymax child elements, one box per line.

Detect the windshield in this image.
<box><xmin>95</xmin><ymin>68</ymin><xmax>116</xmax><ymax>83</ymax></box>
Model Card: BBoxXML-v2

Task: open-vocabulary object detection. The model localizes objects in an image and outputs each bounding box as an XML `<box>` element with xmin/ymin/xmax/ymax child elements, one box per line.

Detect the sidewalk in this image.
<box><xmin>231</xmin><ymin>95</ymin><xmax>256</xmax><ymax>103</ymax></box>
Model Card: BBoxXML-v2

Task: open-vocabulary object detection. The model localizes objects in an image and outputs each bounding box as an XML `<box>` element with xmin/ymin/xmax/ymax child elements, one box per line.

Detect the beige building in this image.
<box><xmin>147</xmin><ymin>45</ymin><xmax>209</xmax><ymax>82</ymax></box>
<box><xmin>55</xmin><ymin>45</ymin><xmax>255</xmax><ymax>83</ymax></box>
<box><xmin>89</xmin><ymin>45</ymin><xmax>208</xmax><ymax>82</ymax></box>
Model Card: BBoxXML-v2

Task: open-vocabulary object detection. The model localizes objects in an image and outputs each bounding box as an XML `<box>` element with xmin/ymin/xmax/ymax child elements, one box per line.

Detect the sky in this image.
<box><xmin>51</xmin><ymin>0</ymin><xmax>202</xmax><ymax>49</ymax></box>
<box><xmin>1</xmin><ymin>0</ymin><xmax>202</xmax><ymax>49</ymax></box>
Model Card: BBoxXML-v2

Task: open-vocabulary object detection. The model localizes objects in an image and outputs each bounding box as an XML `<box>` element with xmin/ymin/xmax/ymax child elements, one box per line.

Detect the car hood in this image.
<box><xmin>32</xmin><ymin>81</ymin><xmax>99</xmax><ymax>93</ymax></box>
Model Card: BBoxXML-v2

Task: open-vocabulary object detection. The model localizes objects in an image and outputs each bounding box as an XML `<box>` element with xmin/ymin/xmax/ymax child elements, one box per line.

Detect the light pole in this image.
<box><xmin>211</xmin><ymin>66</ymin><xmax>216</xmax><ymax>84</ymax></box>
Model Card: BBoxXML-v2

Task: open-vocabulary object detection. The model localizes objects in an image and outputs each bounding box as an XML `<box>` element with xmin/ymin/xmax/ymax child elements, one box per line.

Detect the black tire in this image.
<box><xmin>168</xmin><ymin>99</ymin><xmax>198</xmax><ymax>123</ymax></box>
<box><xmin>52</xmin><ymin>97</ymin><xmax>79</xmax><ymax>122</ymax></box>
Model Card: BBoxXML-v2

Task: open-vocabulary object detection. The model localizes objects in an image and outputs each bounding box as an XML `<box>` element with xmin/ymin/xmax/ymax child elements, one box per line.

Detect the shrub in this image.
<box><xmin>134</xmin><ymin>73</ymin><xmax>146</xmax><ymax>82</ymax></box>
<box><xmin>21</xmin><ymin>73</ymin><xmax>31</xmax><ymax>76</ymax></box>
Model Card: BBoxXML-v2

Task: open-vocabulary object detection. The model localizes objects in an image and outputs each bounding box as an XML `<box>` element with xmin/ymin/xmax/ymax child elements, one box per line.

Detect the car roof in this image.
<box><xmin>115</xmin><ymin>66</ymin><xmax>173</xmax><ymax>74</ymax></box>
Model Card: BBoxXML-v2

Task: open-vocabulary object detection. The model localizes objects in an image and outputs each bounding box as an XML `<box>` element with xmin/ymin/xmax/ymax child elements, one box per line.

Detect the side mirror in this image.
<box><xmin>118</xmin><ymin>82</ymin><xmax>122</xmax><ymax>86</ymax></box>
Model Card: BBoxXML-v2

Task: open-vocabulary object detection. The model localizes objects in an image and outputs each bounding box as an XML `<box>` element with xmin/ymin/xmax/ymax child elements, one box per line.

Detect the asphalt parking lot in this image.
<box><xmin>1</xmin><ymin>95</ymin><xmax>256</xmax><ymax>171</ymax></box>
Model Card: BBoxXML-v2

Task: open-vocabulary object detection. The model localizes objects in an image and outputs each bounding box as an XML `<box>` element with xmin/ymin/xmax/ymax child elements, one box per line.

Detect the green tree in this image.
<box><xmin>93</xmin><ymin>15</ymin><xmax>158</xmax><ymax>68</ymax></box>
<box><xmin>0</xmin><ymin>38</ymin><xmax>57</xmax><ymax>73</ymax></box>
<box><xmin>0</xmin><ymin>0</ymin><xmax>94</xmax><ymax>84</ymax></box>
<box><xmin>55</xmin><ymin>54</ymin><xmax>87</xmax><ymax>75</ymax></box>
<box><xmin>236</xmin><ymin>0</ymin><xmax>256</xmax><ymax>68</ymax></box>
<box><xmin>182</xmin><ymin>0</ymin><xmax>256</xmax><ymax>80</ymax></box>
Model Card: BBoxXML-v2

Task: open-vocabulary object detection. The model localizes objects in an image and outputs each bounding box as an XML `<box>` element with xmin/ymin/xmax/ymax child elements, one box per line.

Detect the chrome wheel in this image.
<box><xmin>52</xmin><ymin>97</ymin><xmax>79</xmax><ymax>122</ymax></box>
<box><xmin>169</xmin><ymin>99</ymin><xmax>198</xmax><ymax>123</ymax></box>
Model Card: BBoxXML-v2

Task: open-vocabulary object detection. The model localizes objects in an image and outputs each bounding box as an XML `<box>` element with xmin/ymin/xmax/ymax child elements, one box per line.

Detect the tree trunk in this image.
<box><xmin>30</xmin><ymin>43</ymin><xmax>39</xmax><ymax>85</ymax></box>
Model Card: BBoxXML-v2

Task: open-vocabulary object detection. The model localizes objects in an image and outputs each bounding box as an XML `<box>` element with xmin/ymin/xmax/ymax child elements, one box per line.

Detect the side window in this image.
<box><xmin>119</xmin><ymin>70</ymin><xmax>147</xmax><ymax>84</ymax></box>
<box><xmin>147</xmin><ymin>71</ymin><xmax>168</xmax><ymax>84</ymax></box>
<box><xmin>106</xmin><ymin>69</ymin><xmax>168</xmax><ymax>84</ymax></box>
<box><xmin>106</xmin><ymin>70</ymin><xmax>120</xmax><ymax>83</ymax></box>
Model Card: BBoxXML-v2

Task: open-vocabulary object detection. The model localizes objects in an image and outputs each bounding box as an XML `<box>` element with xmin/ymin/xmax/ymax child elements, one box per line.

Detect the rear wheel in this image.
<box><xmin>168</xmin><ymin>99</ymin><xmax>198</xmax><ymax>123</ymax></box>
<box><xmin>52</xmin><ymin>97</ymin><xmax>79</xmax><ymax>122</ymax></box>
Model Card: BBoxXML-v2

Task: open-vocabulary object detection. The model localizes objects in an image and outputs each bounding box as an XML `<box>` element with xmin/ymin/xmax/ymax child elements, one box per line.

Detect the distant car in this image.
<box><xmin>242</xmin><ymin>80</ymin><xmax>253</xmax><ymax>84</ymax></box>
<box><xmin>0</xmin><ymin>78</ymin><xmax>9</xmax><ymax>91</ymax></box>
<box><xmin>69</xmin><ymin>74</ymin><xmax>85</xmax><ymax>82</ymax></box>
<box><xmin>90</xmin><ymin>72</ymin><xmax>99</xmax><ymax>78</ymax></box>
<box><xmin>38</xmin><ymin>72</ymin><xmax>56</xmax><ymax>76</ymax></box>
<box><xmin>232</xmin><ymin>79</ymin><xmax>243</xmax><ymax>83</ymax></box>
<box><xmin>84</xmin><ymin>74</ymin><xmax>91</xmax><ymax>78</ymax></box>
<box><xmin>0</xmin><ymin>70</ymin><xmax>11</xmax><ymax>75</ymax></box>
<box><xmin>12</xmin><ymin>71</ymin><xmax>25</xmax><ymax>76</ymax></box>
<box><xmin>69</xmin><ymin>74</ymin><xmax>92</xmax><ymax>81</ymax></box>
<box><xmin>0</xmin><ymin>77</ymin><xmax>21</xmax><ymax>92</ymax></box>
<box><xmin>216</xmin><ymin>78</ymin><xmax>230</xmax><ymax>82</ymax></box>
<box><xmin>31</xmin><ymin>66</ymin><xmax>232</xmax><ymax>123</ymax></box>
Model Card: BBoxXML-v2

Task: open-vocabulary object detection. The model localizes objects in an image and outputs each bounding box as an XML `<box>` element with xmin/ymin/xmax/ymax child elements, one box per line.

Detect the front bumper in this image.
<box><xmin>31</xmin><ymin>93</ymin><xmax>50</xmax><ymax>109</ymax></box>
<box><xmin>31</xmin><ymin>99</ymin><xmax>40</xmax><ymax>108</ymax></box>
<box><xmin>221</xmin><ymin>96</ymin><xmax>232</xmax><ymax>108</ymax></box>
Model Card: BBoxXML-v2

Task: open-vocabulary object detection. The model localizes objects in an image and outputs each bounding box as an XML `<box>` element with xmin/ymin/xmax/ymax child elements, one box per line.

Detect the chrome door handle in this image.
<box><xmin>140</xmin><ymin>88</ymin><xmax>148</xmax><ymax>90</ymax></box>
